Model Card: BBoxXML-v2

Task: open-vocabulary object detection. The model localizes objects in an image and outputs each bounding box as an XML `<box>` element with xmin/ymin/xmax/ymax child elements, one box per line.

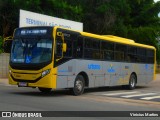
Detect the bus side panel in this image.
<box><xmin>137</xmin><ymin>64</ymin><xmax>145</xmax><ymax>84</ymax></box>
<box><xmin>146</xmin><ymin>64</ymin><xmax>154</xmax><ymax>83</ymax></box>
<box><xmin>56</xmin><ymin>59</ymin><xmax>154</xmax><ymax>89</ymax></box>
<box><xmin>76</xmin><ymin>59</ymin><xmax>94</xmax><ymax>88</ymax></box>
<box><xmin>75</xmin><ymin>59</ymin><xmax>104</xmax><ymax>88</ymax></box>
<box><xmin>57</xmin><ymin>60</ymin><xmax>76</xmax><ymax>88</ymax></box>
<box><xmin>56</xmin><ymin>76</ymin><xmax>68</xmax><ymax>88</ymax></box>
<box><xmin>128</xmin><ymin>63</ymin><xmax>154</xmax><ymax>85</ymax></box>
<box><xmin>56</xmin><ymin>59</ymin><xmax>105</xmax><ymax>89</ymax></box>
<box><xmin>124</xmin><ymin>63</ymin><xmax>144</xmax><ymax>85</ymax></box>
<box><xmin>103</xmin><ymin>62</ymin><xmax>118</xmax><ymax>86</ymax></box>
<box><xmin>136</xmin><ymin>64</ymin><xmax>154</xmax><ymax>85</ymax></box>
<box><xmin>102</xmin><ymin>62</ymin><xmax>154</xmax><ymax>87</ymax></box>
<box><xmin>121</xmin><ymin>63</ymin><xmax>131</xmax><ymax>85</ymax></box>
<box><xmin>103</xmin><ymin>62</ymin><xmax>130</xmax><ymax>86</ymax></box>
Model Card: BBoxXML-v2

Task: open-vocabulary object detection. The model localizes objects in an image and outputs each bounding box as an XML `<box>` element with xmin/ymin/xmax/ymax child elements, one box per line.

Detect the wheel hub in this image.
<box><xmin>76</xmin><ymin>80</ymin><xmax>82</xmax><ymax>92</ymax></box>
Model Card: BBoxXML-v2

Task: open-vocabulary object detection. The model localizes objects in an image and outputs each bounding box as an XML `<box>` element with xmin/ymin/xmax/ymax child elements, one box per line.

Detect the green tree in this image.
<box><xmin>0</xmin><ymin>0</ymin><xmax>18</xmax><ymax>38</ymax></box>
<box><xmin>0</xmin><ymin>0</ymin><xmax>159</xmax><ymax>62</ymax></box>
<box><xmin>81</xmin><ymin>0</ymin><xmax>160</xmax><ymax>62</ymax></box>
<box><xmin>127</xmin><ymin>0</ymin><xmax>160</xmax><ymax>63</ymax></box>
<box><xmin>81</xmin><ymin>0</ymin><xmax>131</xmax><ymax>35</ymax></box>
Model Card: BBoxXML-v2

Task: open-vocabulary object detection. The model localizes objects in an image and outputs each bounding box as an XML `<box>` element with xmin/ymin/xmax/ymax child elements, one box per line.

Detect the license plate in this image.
<box><xmin>18</xmin><ymin>82</ymin><xmax>28</xmax><ymax>87</ymax></box>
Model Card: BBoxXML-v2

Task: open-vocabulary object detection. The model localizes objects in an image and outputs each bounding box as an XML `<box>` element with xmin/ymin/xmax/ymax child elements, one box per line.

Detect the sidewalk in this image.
<box><xmin>0</xmin><ymin>78</ymin><xmax>9</xmax><ymax>85</ymax></box>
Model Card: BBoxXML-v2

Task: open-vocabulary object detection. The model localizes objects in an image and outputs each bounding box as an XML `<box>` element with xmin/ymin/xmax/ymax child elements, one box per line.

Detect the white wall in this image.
<box><xmin>19</xmin><ymin>9</ymin><xmax>83</xmax><ymax>31</ymax></box>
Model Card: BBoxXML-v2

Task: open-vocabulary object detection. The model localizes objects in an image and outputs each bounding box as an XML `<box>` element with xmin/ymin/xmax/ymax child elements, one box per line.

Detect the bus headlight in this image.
<box><xmin>41</xmin><ymin>69</ymin><xmax>50</xmax><ymax>77</ymax></box>
<box><xmin>9</xmin><ymin>70</ymin><xmax>12</xmax><ymax>74</ymax></box>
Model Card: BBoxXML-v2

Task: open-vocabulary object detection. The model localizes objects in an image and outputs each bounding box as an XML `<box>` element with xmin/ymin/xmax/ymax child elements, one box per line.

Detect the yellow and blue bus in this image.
<box><xmin>6</xmin><ymin>26</ymin><xmax>156</xmax><ymax>95</ymax></box>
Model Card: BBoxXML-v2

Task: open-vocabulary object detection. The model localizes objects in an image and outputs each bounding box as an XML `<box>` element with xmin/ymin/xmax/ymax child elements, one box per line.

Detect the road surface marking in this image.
<box><xmin>121</xmin><ymin>93</ymin><xmax>157</xmax><ymax>98</ymax></box>
<box><xmin>140</xmin><ymin>96</ymin><xmax>160</xmax><ymax>100</ymax></box>
<box><xmin>102</xmin><ymin>91</ymin><xmax>139</xmax><ymax>96</ymax></box>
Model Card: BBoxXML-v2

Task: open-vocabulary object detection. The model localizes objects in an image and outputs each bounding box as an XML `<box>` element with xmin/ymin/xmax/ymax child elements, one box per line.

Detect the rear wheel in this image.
<box><xmin>127</xmin><ymin>74</ymin><xmax>137</xmax><ymax>90</ymax></box>
<box><xmin>72</xmin><ymin>75</ymin><xmax>85</xmax><ymax>96</ymax></box>
<box><xmin>38</xmin><ymin>87</ymin><xmax>52</xmax><ymax>93</ymax></box>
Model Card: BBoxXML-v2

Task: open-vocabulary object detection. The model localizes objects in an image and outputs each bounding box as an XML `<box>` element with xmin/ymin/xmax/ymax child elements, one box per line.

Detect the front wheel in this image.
<box><xmin>127</xmin><ymin>74</ymin><xmax>137</xmax><ymax>90</ymax></box>
<box><xmin>72</xmin><ymin>75</ymin><xmax>85</xmax><ymax>96</ymax></box>
<box><xmin>38</xmin><ymin>87</ymin><xmax>52</xmax><ymax>93</ymax></box>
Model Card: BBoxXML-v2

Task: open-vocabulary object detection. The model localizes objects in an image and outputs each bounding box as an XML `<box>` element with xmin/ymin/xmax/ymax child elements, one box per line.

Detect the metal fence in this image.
<box><xmin>0</xmin><ymin>53</ymin><xmax>9</xmax><ymax>78</ymax></box>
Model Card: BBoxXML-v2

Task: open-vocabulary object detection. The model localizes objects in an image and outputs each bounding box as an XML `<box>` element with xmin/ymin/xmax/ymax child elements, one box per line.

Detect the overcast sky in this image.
<box><xmin>154</xmin><ymin>0</ymin><xmax>160</xmax><ymax>17</ymax></box>
<box><xmin>154</xmin><ymin>0</ymin><xmax>160</xmax><ymax>2</ymax></box>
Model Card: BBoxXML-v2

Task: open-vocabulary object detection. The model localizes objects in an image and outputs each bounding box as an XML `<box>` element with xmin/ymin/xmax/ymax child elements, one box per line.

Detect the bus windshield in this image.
<box><xmin>11</xmin><ymin>38</ymin><xmax>52</xmax><ymax>64</ymax></box>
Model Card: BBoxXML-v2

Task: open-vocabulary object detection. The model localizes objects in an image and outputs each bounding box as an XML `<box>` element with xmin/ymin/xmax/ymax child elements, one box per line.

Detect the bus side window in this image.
<box><xmin>137</xmin><ymin>48</ymin><xmax>146</xmax><ymax>63</ymax></box>
<box><xmin>84</xmin><ymin>38</ymin><xmax>100</xmax><ymax>59</ymax></box>
<box><xmin>147</xmin><ymin>49</ymin><xmax>154</xmax><ymax>63</ymax></box>
<box><xmin>127</xmin><ymin>46</ymin><xmax>137</xmax><ymax>62</ymax></box>
<box><xmin>115</xmin><ymin>44</ymin><xmax>127</xmax><ymax>61</ymax></box>
<box><xmin>101</xmin><ymin>41</ymin><xmax>114</xmax><ymax>60</ymax></box>
<box><xmin>56</xmin><ymin>36</ymin><xmax>63</xmax><ymax>57</ymax></box>
<box><xmin>64</xmin><ymin>39</ymin><xmax>72</xmax><ymax>57</ymax></box>
<box><xmin>76</xmin><ymin>37</ymin><xmax>83</xmax><ymax>58</ymax></box>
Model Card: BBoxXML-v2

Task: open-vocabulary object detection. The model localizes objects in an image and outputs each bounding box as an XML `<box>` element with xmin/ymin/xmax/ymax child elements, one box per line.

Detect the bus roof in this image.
<box><xmin>80</xmin><ymin>32</ymin><xmax>155</xmax><ymax>50</ymax></box>
<box><xmin>102</xmin><ymin>35</ymin><xmax>135</xmax><ymax>43</ymax></box>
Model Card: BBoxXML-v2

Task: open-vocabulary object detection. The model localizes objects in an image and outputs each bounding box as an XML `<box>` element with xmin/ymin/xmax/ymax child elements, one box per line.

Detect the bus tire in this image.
<box><xmin>127</xmin><ymin>74</ymin><xmax>137</xmax><ymax>90</ymax></box>
<box><xmin>38</xmin><ymin>87</ymin><xmax>52</xmax><ymax>93</ymax></box>
<box><xmin>72</xmin><ymin>75</ymin><xmax>85</xmax><ymax>96</ymax></box>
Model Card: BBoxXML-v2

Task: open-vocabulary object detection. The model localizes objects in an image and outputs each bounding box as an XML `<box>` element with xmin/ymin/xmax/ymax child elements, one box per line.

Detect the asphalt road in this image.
<box><xmin>0</xmin><ymin>75</ymin><xmax>160</xmax><ymax>120</ymax></box>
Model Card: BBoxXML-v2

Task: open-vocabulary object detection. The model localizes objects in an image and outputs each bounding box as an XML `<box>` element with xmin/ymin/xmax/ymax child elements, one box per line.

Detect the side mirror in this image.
<box><xmin>3</xmin><ymin>39</ymin><xmax>12</xmax><ymax>53</ymax></box>
<box><xmin>62</xmin><ymin>43</ymin><xmax>67</xmax><ymax>52</ymax></box>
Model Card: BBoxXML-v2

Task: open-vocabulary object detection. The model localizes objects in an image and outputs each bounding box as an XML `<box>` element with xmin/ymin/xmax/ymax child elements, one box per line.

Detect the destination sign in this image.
<box><xmin>20</xmin><ymin>29</ymin><xmax>47</xmax><ymax>35</ymax></box>
<box><xmin>14</xmin><ymin>27</ymin><xmax>53</xmax><ymax>37</ymax></box>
